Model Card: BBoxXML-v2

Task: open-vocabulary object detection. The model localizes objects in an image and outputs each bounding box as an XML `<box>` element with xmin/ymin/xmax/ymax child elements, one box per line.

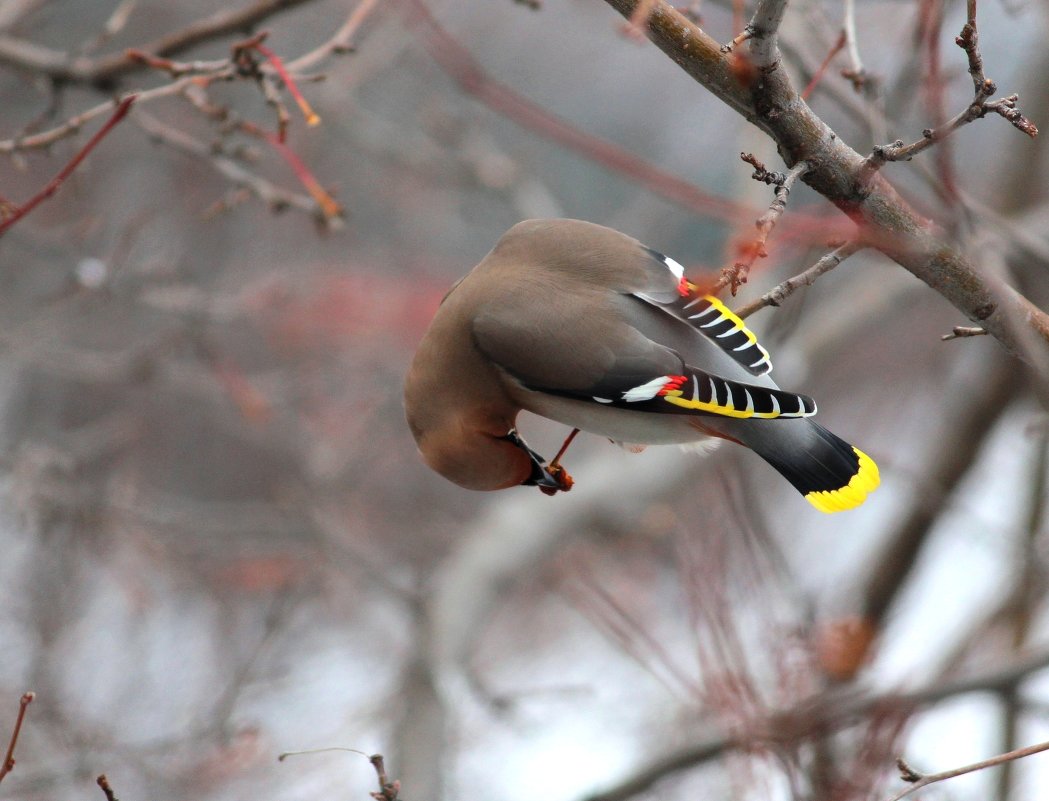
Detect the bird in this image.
<box><xmin>404</xmin><ymin>218</ymin><xmax>879</xmax><ymax>512</ymax></box>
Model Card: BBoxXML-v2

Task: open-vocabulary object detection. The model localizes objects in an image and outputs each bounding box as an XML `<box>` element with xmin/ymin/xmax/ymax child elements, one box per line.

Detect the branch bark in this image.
<box><xmin>600</xmin><ymin>1</ymin><xmax>1049</xmax><ymax>366</ymax></box>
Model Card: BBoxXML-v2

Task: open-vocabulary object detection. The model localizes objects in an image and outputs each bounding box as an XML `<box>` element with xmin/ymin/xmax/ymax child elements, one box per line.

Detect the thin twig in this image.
<box><xmin>941</xmin><ymin>325</ymin><xmax>988</xmax><ymax>341</ymax></box>
<box><xmin>237</xmin><ymin>120</ymin><xmax>343</xmax><ymax>220</ymax></box>
<box><xmin>254</xmin><ymin>42</ymin><xmax>322</xmax><ymax>126</ymax></box>
<box><xmin>0</xmin><ymin>0</ymin><xmax>316</xmax><ymax>83</ymax></box>
<box><xmin>125</xmin><ymin>49</ymin><xmax>229</xmax><ymax>77</ymax></box>
<box><xmin>0</xmin><ymin>72</ymin><xmax>227</xmax><ymax>153</ymax></box>
<box><xmin>404</xmin><ymin>0</ymin><xmax>761</xmax><ymax>227</ymax></box>
<box><xmin>132</xmin><ymin>110</ymin><xmax>327</xmax><ymax>221</ymax></box>
<box><xmin>0</xmin><ymin>692</ymin><xmax>35</xmax><ymax>785</ymax></box>
<box><xmin>735</xmin><ymin>241</ymin><xmax>862</xmax><ymax>318</ymax></box>
<box><xmin>718</xmin><ymin>156</ymin><xmax>809</xmax><ymax>294</ymax></box>
<box><xmin>840</xmin><ymin>0</ymin><xmax>868</xmax><ymax>90</ymax></box>
<box><xmin>862</xmin><ymin>0</ymin><xmax>1036</xmax><ymax>179</ymax></box>
<box><xmin>584</xmin><ymin>647</ymin><xmax>1049</xmax><ymax>801</ymax></box>
<box><xmin>367</xmin><ymin>754</ymin><xmax>401</xmax><ymax>801</ymax></box>
<box><xmin>79</xmin><ymin>0</ymin><xmax>138</xmax><ymax>55</ymax></box>
<box><xmin>285</xmin><ymin>0</ymin><xmax>383</xmax><ymax>72</ymax></box>
<box><xmin>96</xmin><ymin>774</ymin><xmax>120</xmax><ymax>801</ymax></box>
<box><xmin>800</xmin><ymin>30</ymin><xmax>845</xmax><ymax>100</ymax></box>
<box><xmin>0</xmin><ymin>96</ymin><xmax>136</xmax><ymax>236</ymax></box>
<box><xmin>886</xmin><ymin>739</ymin><xmax>1049</xmax><ymax>801</ymax></box>
<box><xmin>277</xmin><ymin>748</ymin><xmax>401</xmax><ymax>800</ymax></box>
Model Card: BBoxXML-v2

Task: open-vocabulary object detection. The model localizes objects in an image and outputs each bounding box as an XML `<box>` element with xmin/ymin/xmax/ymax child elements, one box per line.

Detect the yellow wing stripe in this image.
<box><xmin>805</xmin><ymin>447</ymin><xmax>880</xmax><ymax>513</ymax></box>
<box><xmin>695</xmin><ymin>295</ymin><xmax>771</xmax><ymax>372</ymax></box>
<box><xmin>662</xmin><ymin>390</ymin><xmax>783</xmax><ymax>419</ymax></box>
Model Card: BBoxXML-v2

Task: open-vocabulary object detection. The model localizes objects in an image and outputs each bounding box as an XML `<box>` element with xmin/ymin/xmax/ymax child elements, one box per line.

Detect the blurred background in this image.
<box><xmin>0</xmin><ymin>0</ymin><xmax>1047</xmax><ymax>799</ymax></box>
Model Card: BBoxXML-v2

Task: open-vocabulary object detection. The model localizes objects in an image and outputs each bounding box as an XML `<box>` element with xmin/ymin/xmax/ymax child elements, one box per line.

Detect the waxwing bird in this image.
<box><xmin>403</xmin><ymin>219</ymin><xmax>880</xmax><ymax>512</ymax></box>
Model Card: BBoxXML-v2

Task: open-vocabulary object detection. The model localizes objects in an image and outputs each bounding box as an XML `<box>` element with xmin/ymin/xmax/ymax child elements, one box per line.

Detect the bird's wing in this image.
<box><xmin>472</xmin><ymin>296</ymin><xmax>813</xmax><ymax>421</ymax></box>
<box><xmin>633</xmin><ymin>247</ymin><xmax>773</xmax><ymax>376</ymax></box>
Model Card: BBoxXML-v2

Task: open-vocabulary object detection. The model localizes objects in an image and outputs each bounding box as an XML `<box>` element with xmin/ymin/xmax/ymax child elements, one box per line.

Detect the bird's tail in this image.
<box><xmin>744</xmin><ymin>422</ymin><xmax>880</xmax><ymax>513</ymax></box>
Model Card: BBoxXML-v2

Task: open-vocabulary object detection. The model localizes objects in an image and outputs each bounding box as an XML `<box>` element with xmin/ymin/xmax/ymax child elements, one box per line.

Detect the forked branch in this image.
<box><xmin>599</xmin><ymin>0</ymin><xmax>1049</xmax><ymax>364</ymax></box>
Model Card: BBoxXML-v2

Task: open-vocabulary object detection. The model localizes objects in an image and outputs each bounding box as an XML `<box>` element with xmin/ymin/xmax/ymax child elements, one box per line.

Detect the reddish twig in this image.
<box><xmin>402</xmin><ymin>0</ymin><xmax>752</xmax><ymax>226</ymax></box>
<box><xmin>239</xmin><ymin>121</ymin><xmax>342</xmax><ymax>220</ymax></box>
<box><xmin>886</xmin><ymin>741</ymin><xmax>1049</xmax><ymax>801</ymax></box>
<box><xmin>801</xmin><ymin>30</ymin><xmax>845</xmax><ymax>100</ymax></box>
<box><xmin>405</xmin><ymin>0</ymin><xmax>851</xmax><ymax>246</ymax></box>
<box><xmin>133</xmin><ymin>110</ymin><xmax>322</xmax><ymax>218</ymax></box>
<box><xmin>96</xmin><ymin>774</ymin><xmax>120</xmax><ymax>801</ymax></box>
<box><xmin>718</xmin><ymin>155</ymin><xmax>809</xmax><ymax>294</ymax></box>
<box><xmin>549</xmin><ymin>428</ymin><xmax>580</xmax><ymax>471</ymax></box>
<box><xmin>0</xmin><ymin>692</ymin><xmax>35</xmax><ymax>785</ymax></box>
<box><xmin>0</xmin><ymin>96</ymin><xmax>136</xmax><ymax>237</ymax></box>
<box><xmin>254</xmin><ymin>42</ymin><xmax>321</xmax><ymax>127</ymax></box>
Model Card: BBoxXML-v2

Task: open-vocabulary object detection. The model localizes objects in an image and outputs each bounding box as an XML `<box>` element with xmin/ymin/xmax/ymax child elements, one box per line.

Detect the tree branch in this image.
<box><xmin>735</xmin><ymin>241</ymin><xmax>862</xmax><ymax>319</ymax></box>
<box><xmin>0</xmin><ymin>95</ymin><xmax>136</xmax><ymax>236</ymax></box>
<box><xmin>719</xmin><ymin>155</ymin><xmax>808</xmax><ymax>292</ymax></box>
<box><xmin>582</xmin><ymin>647</ymin><xmax>1049</xmax><ymax>801</ymax></box>
<box><xmin>599</xmin><ymin>0</ymin><xmax>1049</xmax><ymax>366</ymax></box>
<box><xmin>886</xmin><ymin>739</ymin><xmax>1049</xmax><ymax>801</ymax></box>
<box><xmin>0</xmin><ymin>0</ymin><xmax>316</xmax><ymax>85</ymax></box>
<box><xmin>0</xmin><ymin>692</ymin><xmax>34</xmax><ymax>786</ymax></box>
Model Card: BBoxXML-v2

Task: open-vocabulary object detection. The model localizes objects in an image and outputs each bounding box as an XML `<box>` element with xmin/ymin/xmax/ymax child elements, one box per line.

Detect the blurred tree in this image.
<box><xmin>0</xmin><ymin>1</ymin><xmax>1047</xmax><ymax>801</ymax></box>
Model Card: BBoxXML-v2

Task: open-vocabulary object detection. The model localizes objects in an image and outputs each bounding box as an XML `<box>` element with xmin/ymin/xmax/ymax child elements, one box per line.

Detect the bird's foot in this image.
<box><xmin>503</xmin><ymin>428</ymin><xmax>574</xmax><ymax>495</ymax></box>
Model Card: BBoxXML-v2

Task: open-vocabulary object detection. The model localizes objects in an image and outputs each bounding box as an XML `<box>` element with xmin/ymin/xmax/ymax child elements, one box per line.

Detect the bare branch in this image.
<box><xmin>367</xmin><ymin>754</ymin><xmax>402</xmax><ymax>801</ymax></box>
<box><xmin>0</xmin><ymin>0</ymin><xmax>317</xmax><ymax>84</ymax></box>
<box><xmin>285</xmin><ymin>0</ymin><xmax>383</xmax><ymax>73</ymax></box>
<box><xmin>96</xmin><ymin>774</ymin><xmax>120</xmax><ymax>801</ymax></box>
<box><xmin>0</xmin><ymin>692</ymin><xmax>34</xmax><ymax>786</ymax></box>
<box><xmin>886</xmin><ymin>739</ymin><xmax>1049</xmax><ymax>801</ymax></box>
<box><xmin>0</xmin><ymin>73</ymin><xmax>229</xmax><ymax>153</ymax></box>
<box><xmin>132</xmin><ymin>110</ymin><xmax>330</xmax><ymax>222</ymax></box>
<box><xmin>735</xmin><ymin>241</ymin><xmax>862</xmax><ymax>319</ymax></box>
<box><xmin>404</xmin><ymin>0</ymin><xmax>764</xmax><ymax>226</ymax></box>
<box><xmin>840</xmin><ymin>0</ymin><xmax>869</xmax><ymax>90</ymax></box>
<box><xmin>942</xmin><ymin>325</ymin><xmax>988</xmax><ymax>341</ymax></box>
<box><xmin>746</xmin><ymin>0</ymin><xmax>788</xmax><ymax>67</ymax></box>
<box><xmin>0</xmin><ymin>95</ymin><xmax>136</xmax><ymax>236</ymax></box>
<box><xmin>599</xmin><ymin>0</ymin><xmax>1049</xmax><ymax>364</ymax></box>
<box><xmin>718</xmin><ymin>156</ymin><xmax>809</xmax><ymax>293</ymax></box>
<box><xmin>862</xmin><ymin>0</ymin><xmax>1036</xmax><ymax>177</ymax></box>
<box><xmin>583</xmin><ymin>647</ymin><xmax>1049</xmax><ymax>801</ymax></box>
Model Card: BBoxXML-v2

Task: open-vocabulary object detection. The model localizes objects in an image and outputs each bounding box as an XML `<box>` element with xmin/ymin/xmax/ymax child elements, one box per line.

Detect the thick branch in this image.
<box><xmin>600</xmin><ymin>0</ymin><xmax>1049</xmax><ymax>364</ymax></box>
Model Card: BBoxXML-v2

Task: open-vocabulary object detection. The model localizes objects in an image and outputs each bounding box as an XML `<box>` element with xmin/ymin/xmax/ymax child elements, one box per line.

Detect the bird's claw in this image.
<box><xmin>503</xmin><ymin>428</ymin><xmax>574</xmax><ymax>494</ymax></box>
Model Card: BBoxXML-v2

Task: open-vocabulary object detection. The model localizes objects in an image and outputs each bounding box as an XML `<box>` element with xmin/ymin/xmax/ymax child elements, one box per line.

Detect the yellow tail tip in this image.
<box><xmin>805</xmin><ymin>447</ymin><xmax>880</xmax><ymax>513</ymax></box>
